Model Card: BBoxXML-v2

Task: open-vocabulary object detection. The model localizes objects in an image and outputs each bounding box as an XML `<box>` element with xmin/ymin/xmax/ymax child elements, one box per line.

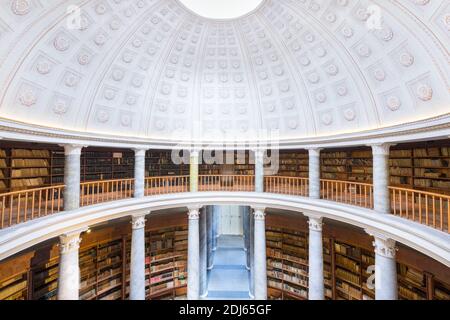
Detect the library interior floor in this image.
<box><xmin>0</xmin><ymin>0</ymin><xmax>449</xmax><ymax>301</ymax></box>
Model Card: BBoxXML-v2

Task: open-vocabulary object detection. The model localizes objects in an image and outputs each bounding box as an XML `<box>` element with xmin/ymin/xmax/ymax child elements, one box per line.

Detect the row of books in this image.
<box><xmin>413</xmin><ymin>148</ymin><xmax>449</xmax><ymax>157</ymax></box>
<box><xmin>11</xmin><ymin>149</ymin><xmax>50</xmax><ymax>158</ymax></box>
<box><xmin>10</xmin><ymin>178</ymin><xmax>45</xmax><ymax>188</ymax></box>
<box><xmin>414</xmin><ymin>159</ymin><xmax>449</xmax><ymax>168</ymax></box>
<box><xmin>11</xmin><ymin>168</ymin><xmax>49</xmax><ymax>178</ymax></box>
<box><xmin>12</xmin><ymin>159</ymin><xmax>49</xmax><ymax>168</ymax></box>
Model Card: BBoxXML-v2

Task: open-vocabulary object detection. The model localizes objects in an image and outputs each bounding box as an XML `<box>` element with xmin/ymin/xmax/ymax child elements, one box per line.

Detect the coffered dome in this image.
<box><xmin>0</xmin><ymin>0</ymin><xmax>449</xmax><ymax>142</ymax></box>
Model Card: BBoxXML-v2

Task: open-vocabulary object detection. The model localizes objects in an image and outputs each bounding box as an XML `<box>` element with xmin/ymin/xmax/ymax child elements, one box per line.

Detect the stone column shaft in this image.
<box><xmin>200</xmin><ymin>207</ymin><xmax>208</xmax><ymax>297</ymax></box>
<box><xmin>249</xmin><ymin>211</ymin><xmax>255</xmax><ymax>297</ymax></box>
<box><xmin>253</xmin><ymin>207</ymin><xmax>267</xmax><ymax>300</ymax></box>
<box><xmin>187</xmin><ymin>206</ymin><xmax>201</xmax><ymax>300</ymax></box>
<box><xmin>372</xmin><ymin>235</ymin><xmax>398</xmax><ymax>300</ymax></box>
<box><xmin>130</xmin><ymin>214</ymin><xmax>146</xmax><ymax>300</ymax></box>
<box><xmin>207</xmin><ymin>206</ymin><xmax>214</xmax><ymax>270</ymax></box>
<box><xmin>254</xmin><ymin>150</ymin><xmax>264</xmax><ymax>193</ymax></box>
<box><xmin>308</xmin><ymin>216</ymin><xmax>324</xmax><ymax>300</ymax></box>
<box><xmin>371</xmin><ymin>144</ymin><xmax>392</xmax><ymax>213</ymax></box>
<box><xmin>62</xmin><ymin>145</ymin><xmax>84</xmax><ymax>211</ymax></box>
<box><xmin>190</xmin><ymin>151</ymin><xmax>199</xmax><ymax>192</ymax></box>
<box><xmin>308</xmin><ymin>148</ymin><xmax>322</xmax><ymax>199</ymax></box>
<box><xmin>57</xmin><ymin>230</ymin><xmax>84</xmax><ymax>300</ymax></box>
<box><xmin>133</xmin><ymin>149</ymin><xmax>146</xmax><ymax>198</ymax></box>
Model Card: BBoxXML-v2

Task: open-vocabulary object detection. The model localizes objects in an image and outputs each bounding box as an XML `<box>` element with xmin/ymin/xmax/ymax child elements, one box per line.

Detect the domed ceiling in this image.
<box><xmin>0</xmin><ymin>0</ymin><xmax>449</xmax><ymax>142</ymax></box>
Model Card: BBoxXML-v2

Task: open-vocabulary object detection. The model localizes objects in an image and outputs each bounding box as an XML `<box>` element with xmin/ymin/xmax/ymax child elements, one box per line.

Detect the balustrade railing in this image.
<box><xmin>264</xmin><ymin>176</ymin><xmax>308</xmax><ymax>196</ymax></box>
<box><xmin>145</xmin><ymin>176</ymin><xmax>190</xmax><ymax>196</ymax></box>
<box><xmin>320</xmin><ymin>179</ymin><xmax>374</xmax><ymax>209</ymax></box>
<box><xmin>80</xmin><ymin>179</ymin><xmax>134</xmax><ymax>206</ymax></box>
<box><xmin>198</xmin><ymin>175</ymin><xmax>255</xmax><ymax>192</ymax></box>
<box><xmin>0</xmin><ymin>185</ymin><xmax>64</xmax><ymax>229</ymax></box>
<box><xmin>389</xmin><ymin>187</ymin><xmax>449</xmax><ymax>233</ymax></box>
<box><xmin>0</xmin><ymin>175</ymin><xmax>448</xmax><ymax>234</ymax></box>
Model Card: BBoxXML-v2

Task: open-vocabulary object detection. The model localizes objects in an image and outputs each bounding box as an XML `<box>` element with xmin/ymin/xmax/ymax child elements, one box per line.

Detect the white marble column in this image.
<box><xmin>249</xmin><ymin>210</ymin><xmax>255</xmax><ymax>298</ymax></box>
<box><xmin>130</xmin><ymin>214</ymin><xmax>146</xmax><ymax>300</ymax></box>
<box><xmin>212</xmin><ymin>205</ymin><xmax>218</xmax><ymax>251</ymax></box>
<box><xmin>253</xmin><ymin>207</ymin><xmax>267</xmax><ymax>300</ymax></box>
<box><xmin>254</xmin><ymin>150</ymin><xmax>264</xmax><ymax>193</ymax></box>
<box><xmin>57</xmin><ymin>229</ymin><xmax>85</xmax><ymax>300</ymax></box>
<box><xmin>368</xmin><ymin>231</ymin><xmax>398</xmax><ymax>300</ymax></box>
<box><xmin>133</xmin><ymin>149</ymin><xmax>147</xmax><ymax>198</ymax></box>
<box><xmin>307</xmin><ymin>216</ymin><xmax>324</xmax><ymax>300</ymax></box>
<box><xmin>199</xmin><ymin>207</ymin><xmax>208</xmax><ymax>298</ymax></box>
<box><xmin>187</xmin><ymin>206</ymin><xmax>201</xmax><ymax>300</ymax></box>
<box><xmin>61</xmin><ymin>144</ymin><xmax>84</xmax><ymax>211</ymax></box>
<box><xmin>308</xmin><ymin>148</ymin><xmax>322</xmax><ymax>199</ymax></box>
<box><xmin>190</xmin><ymin>151</ymin><xmax>199</xmax><ymax>192</ymax></box>
<box><xmin>207</xmin><ymin>206</ymin><xmax>214</xmax><ymax>270</ymax></box>
<box><xmin>371</xmin><ymin>144</ymin><xmax>393</xmax><ymax>213</ymax></box>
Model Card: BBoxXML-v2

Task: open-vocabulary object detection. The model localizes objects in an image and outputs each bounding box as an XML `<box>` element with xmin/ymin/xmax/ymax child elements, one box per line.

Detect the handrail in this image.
<box><xmin>80</xmin><ymin>178</ymin><xmax>134</xmax><ymax>206</ymax></box>
<box><xmin>389</xmin><ymin>186</ymin><xmax>450</xmax><ymax>233</ymax></box>
<box><xmin>264</xmin><ymin>176</ymin><xmax>308</xmax><ymax>196</ymax></box>
<box><xmin>0</xmin><ymin>176</ymin><xmax>448</xmax><ymax>234</ymax></box>
<box><xmin>145</xmin><ymin>175</ymin><xmax>190</xmax><ymax>195</ymax></box>
<box><xmin>0</xmin><ymin>185</ymin><xmax>64</xmax><ymax>229</ymax></box>
<box><xmin>320</xmin><ymin>179</ymin><xmax>374</xmax><ymax>209</ymax></box>
<box><xmin>198</xmin><ymin>175</ymin><xmax>255</xmax><ymax>192</ymax></box>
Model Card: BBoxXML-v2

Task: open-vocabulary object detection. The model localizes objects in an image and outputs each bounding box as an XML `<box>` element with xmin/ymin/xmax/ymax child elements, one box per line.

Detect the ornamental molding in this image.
<box><xmin>0</xmin><ymin>192</ymin><xmax>448</xmax><ymax>266</ymax></box>
<box><xmin>187</xmin><ymin>208</ymin><xmax>200</xmax><ymax>219</ymax></box>
<box><xmin>365</xmin><ymin>228</ymin><xmax>398</xmax><ymax>259</ymax></box>
<box><xmin>59</xmin><ymin>228</ymin><xmax>87</xmax><ymax>254</ymax></box>
<box><xmin>370</xmin><ymin>143</ymin><xmax>397</xmax><ymax>156</ymax></box>
<box><xmin>0</xmin><ymin>113</ymin><xmax>449</xmax><ymax>151</ymax></box>
<box><xmin>252</xmin><ymin>207</ymin><xmax>266</xmax><ymax>220</ymax></box>
<box><xmin>59</xmin><ymin>144</ymin><xmax>87</xmax><ymax>156</ymax></box>
<box><xmin>131</xmin><ymin>214</ymin><xmax>146</xmax><ymax>230</ymax></box>
<box><xmin>307</xmin><ymin>216</ymin><xmax>323</xmax><ymax>232</ymax></box>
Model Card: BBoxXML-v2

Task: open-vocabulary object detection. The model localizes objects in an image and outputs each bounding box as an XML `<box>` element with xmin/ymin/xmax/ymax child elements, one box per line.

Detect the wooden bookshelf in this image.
<box><xmin>146</xmin><ymin>150</ymin><xmax>189</xmax><ymax>177</ymax></box>
<box><xmin>320</xmin><ymin>148</ymin><xmax>373</xmax><ymax>183</ymax></box>
<box><xmin>266</xmin><ymin>226</ymin><xmax>309</xmax><ymax>300</ymax></box>
<box><xmin>144</xmin><ymin>226</ymin><xmax>188</xmax><ymax>299</ymax></box>
<box><xmin>274</xmin><ymin>150</ymin><xmax>308</xmax><ymax>178</ymax></box>
<box><xmin>0</xmin><ymin>149</ymin><xmax>8</xmax><ymax>192</ymax></box>
<box><xmin>389</xmin><ymin>141</ymin><xmax>450</xmax><ymax>194</ymax></box>
<box><xmin>0</xmin><ymin>271</ymin><xmax>29</xmax><ymax>300</ymax></box>
<box><xmin>81</xmin><ymin>149</ymin><xmax>134</xmax><ymax>182</ymax></box>
<box><xmin>31</xmin><ymin>258</ymin><xmax>59</xmax><ymax>300</ymax></box>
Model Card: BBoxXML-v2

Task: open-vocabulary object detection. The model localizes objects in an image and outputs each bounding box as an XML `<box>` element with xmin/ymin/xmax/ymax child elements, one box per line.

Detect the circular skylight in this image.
<box><xmin>178</xmin><ymin>0</ymin><xmax>264</xmax><ymax>19</ymax></box>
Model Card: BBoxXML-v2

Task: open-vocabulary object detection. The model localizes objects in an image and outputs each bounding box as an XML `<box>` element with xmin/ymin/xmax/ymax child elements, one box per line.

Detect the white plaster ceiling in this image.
<box><xmin>0</xmin><ymin>0</ymin><xmax>449</xmax><ymax>142</ymax></box>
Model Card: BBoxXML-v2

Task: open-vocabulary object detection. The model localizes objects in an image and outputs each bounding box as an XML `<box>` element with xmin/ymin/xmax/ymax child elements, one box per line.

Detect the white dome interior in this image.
<box><xmin>0</xmin><ymin>0</ymin><xmax>449</xmax><ymax>142</ymax></box>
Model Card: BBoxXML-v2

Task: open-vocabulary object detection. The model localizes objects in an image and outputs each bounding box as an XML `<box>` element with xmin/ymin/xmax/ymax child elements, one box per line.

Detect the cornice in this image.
<box><xmin>0</xmin><ymin>113</ymin><xmax>449</xmax><ymax>150</ymax></box>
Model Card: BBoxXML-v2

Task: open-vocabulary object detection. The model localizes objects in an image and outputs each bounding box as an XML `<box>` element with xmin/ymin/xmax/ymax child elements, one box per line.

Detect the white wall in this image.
<box><xmin>218</xmin><ymin>205</ymin><xmax>243</xmax><ymax>235</ymax></box>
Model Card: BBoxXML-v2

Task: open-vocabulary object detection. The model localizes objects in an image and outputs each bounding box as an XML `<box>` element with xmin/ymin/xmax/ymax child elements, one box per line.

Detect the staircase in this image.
<box><xmin>205</xmin><ymin>235</ymin><xmax>251</xmax><ymax>300</ymax></box>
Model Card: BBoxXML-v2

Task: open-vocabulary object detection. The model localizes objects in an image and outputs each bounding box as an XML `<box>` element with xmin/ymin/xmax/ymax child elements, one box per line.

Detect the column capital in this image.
<box><xmin>188</xmin><ymin>205</ymin><xmax>202</xmax><ymax>219</ymax></box>
<box><xmin>370</xmin><ymin>143</ymin><xmax>396</xmax><ymax>156</ymax></box>
<box><xmin>190</xmin><ymin>149</ymin><xmax>201</xmax><ymax>157</ymax></box>
<box><xmin>59</xmin><ymin>229</ymin><xmax>86</xmax><ymax>254</ymax></box>
<box><xmin>308</xmin><ymin>148</ymin><xmax>323</xmax><ymax>157</ymax></box>
<box><xmin>366</xmin><ymin>229</ymin><xmax>397</xmax><ymax>258</ymax></box>
<box><xmin>59</xmin><ymin>144</ymin><xmax>87</xmax><ymax>156</ymax></box>
<box><xmin>252</xmin><ymin>207</ymin><xmax>266</xmax><ymax>220</ymax></box>
<box><xmin>131</xmin><ymin>214</ymin><xmax>146</xmax><ymax>230</ymax></box>
<box><xmin>307</xmin><ymin>216</ymin><xmax>323</xmax><ymax>231</ymax></box>
<box><xmin>133</xmin><ymin>148</ymin><xmax>147</xmax><ymax>157</ymax></box>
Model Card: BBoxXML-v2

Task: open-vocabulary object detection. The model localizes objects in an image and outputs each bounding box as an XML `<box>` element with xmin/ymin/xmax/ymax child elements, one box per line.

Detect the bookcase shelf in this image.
<box><xmin>266</xmin><ymin>226</ymin><xmax>309</xmax><ymax>300</ymax></box>
<box><xmin>320</xmin><ymin>149</ymin><xmax>373</xmax><ymax>183</ymax></box>
<box><xmin>143</xmin><ymin>226</ymin><xmax>188</xmax><ymax>300</ymax></box>
<box><xmin>390</xmin><ymin>142</ymin><xmax>450</xmax><ymax>193</ymax></box>
<box><xmin>274</xmin><ymin>150</ymin><xmax>308</xmax><ymax>178</ymax></box>
<box><xmin>0</xmin><ymin>271</ymin><xmax>29</xmax><ymax>300</ymax></box>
